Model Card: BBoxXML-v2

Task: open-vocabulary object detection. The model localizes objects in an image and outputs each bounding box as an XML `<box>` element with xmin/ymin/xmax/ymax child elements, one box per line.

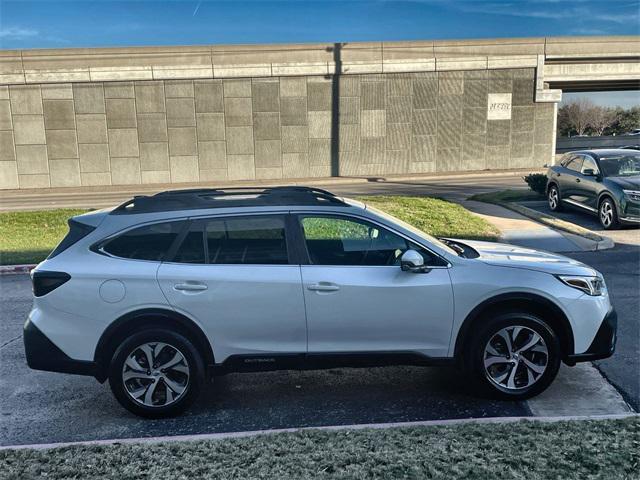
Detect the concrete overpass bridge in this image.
<box><xmin>0</xmin><ymin>36</ymin><xmax>637</xmax><ymax>190</ymax></box>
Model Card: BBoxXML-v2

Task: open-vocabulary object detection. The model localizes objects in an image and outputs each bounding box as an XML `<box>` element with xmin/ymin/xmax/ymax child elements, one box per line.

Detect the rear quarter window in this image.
<box><xmin>101</xmin><ymin>221</ymin><xmax>184</xmax><ymax>261</ymax></box>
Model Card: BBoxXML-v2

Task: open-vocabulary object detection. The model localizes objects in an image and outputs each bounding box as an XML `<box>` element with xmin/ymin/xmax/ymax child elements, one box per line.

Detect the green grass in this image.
<box><xmin>0</xmin><ymin>209</ymin><xmax>89</xmax><ymax>265</ymax></box>
<box><xmin>358</xmin><ymin>195</ymin><xmax>499</xmax><ymax>241</ymax></box>
<box><xmin>1</xmin><ymin>418</ymin><xmax>638</xmax><ymax>479</ymax></box>
<box><xmin>0</xmin><ymin>196</ymin><xmax>498</xmax><ymax>266</ymax></box>
<box><xmin>469</xmin><ymin>189</ymin><xmax>545</xmax><ymax>204</ymax></box>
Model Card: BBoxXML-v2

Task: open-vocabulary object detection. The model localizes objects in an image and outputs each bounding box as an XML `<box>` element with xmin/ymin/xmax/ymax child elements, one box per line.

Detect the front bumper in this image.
<box><xmin>565</xmin><ymin>308</ymin><xmax>617</xmax><ymax>365</ymax></box>
<box><xmin>24</xmin><ymin>318</ymin><xmax>97</xmax><ymax>377</ymax></box>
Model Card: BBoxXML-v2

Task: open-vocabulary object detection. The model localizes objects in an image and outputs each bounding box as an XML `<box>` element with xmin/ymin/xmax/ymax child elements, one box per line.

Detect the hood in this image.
<box><xmin>452</xmin><ymin>239</ymin><xmax>599</xmax><ymax>276</ymax></box>
<box><xmin>606</xmin><ymin>176</ymin><xmax>640</xmax><ymax>190</ymax></box>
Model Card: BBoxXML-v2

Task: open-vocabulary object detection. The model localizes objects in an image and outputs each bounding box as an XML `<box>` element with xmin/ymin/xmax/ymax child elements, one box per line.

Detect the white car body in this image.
<box><xmin>24</xmin><ymin>187</ymin><xmax>617</xmax><ymax>416</ymax></box>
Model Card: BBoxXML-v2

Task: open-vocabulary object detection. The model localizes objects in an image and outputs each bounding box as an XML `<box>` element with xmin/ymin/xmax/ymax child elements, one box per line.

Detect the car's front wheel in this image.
<box><xmin>599</xmin><ymin>197</ymin><xmax>620</xmax><ymax>230</ymax></box>
<box><xmin>108</xmin><ymin>328</ymin><xmax>205</xmax><ymax>418</ymax></box>
<box><xmin>548</xmin><ymin>184</ymin><xmax>562</xmax><ymax>211</ymax></box>
<box><xmin>467</xmin><ymin>312</ymin><xmax>561</xmax><ymax>400</ymax></box>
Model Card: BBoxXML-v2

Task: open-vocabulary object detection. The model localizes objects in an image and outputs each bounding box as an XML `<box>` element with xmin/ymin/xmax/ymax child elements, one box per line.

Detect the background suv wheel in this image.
<box><xmin>547</xmin><ymin>184</ymin><xmax>562</xmax><ymax>211</ymax></box>
<box><xmin>599</xmin><ymin>197</ymin><xmax>620</xmax><ymax>230</ymax></box>
<box><xmin>467</xmin><ymin>311</ymin><xmax>561</xmax><ymax>400</ymax></box>
<box><xmin>108</xmin><ymin>328</ymin><xmax>205</xmax><ymax>418</ymax></box>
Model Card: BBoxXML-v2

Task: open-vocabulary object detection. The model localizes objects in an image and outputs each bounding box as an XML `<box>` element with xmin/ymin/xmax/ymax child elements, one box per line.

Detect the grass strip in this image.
<box><xmin>359</xmin><ymin>195</ymin><xmax>499</xmax><ymax>242</ymax></box>
<box><xmin>469</xmin><ymin>189</ymin><xmax>545</xmax><ymax>204</ymax></box>
<box><xmin>0</xmin><ymin>196</ymin><xmax>498</xmax><ymax>266</ymax></box>
<box><xmin>0</xmin><ymin>209</ymin><xmax>89</xmax><ymax>266</ymax></box>
<box><xmin>1</xmin><ymin>418</ymin><xmax>638</xmax><ymax>479</ymax></box>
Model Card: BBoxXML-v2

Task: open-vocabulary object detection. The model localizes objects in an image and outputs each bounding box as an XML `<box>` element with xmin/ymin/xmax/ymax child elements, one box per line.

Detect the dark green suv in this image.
<box><xmin>546</xmin><ymin>149</ymin><xmax>640</xmax><ymax>229</ymax></box>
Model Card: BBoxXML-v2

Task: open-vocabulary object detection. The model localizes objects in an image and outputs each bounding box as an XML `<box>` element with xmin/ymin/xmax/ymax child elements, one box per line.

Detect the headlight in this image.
<box><xmin>557</xmin><ymin>275</ymin><xmax>605</xmax><ymax>296</ymax></box>
<box><xmin>623</xmin><ymin>190</ymin><xmax>640</xmax><ymax>202</ymax></box>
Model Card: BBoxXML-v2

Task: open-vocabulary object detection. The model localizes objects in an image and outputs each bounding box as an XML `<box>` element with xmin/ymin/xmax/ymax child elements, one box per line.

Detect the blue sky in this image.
<box><xmin>1</xmin><ymin>0</ymin><xmax>639</xmax><ymax>49</ymax></box>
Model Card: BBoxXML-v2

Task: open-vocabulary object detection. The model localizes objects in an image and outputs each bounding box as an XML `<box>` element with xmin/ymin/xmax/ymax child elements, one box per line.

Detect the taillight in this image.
<box><xmin>32</xmin><ymin>271</ymin><xmax>71</xmax><ymax>297</ymax></box>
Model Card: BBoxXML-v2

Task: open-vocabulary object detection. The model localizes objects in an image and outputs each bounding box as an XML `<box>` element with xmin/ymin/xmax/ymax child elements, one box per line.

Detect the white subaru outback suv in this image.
<box><xmin>24</xmin><ymin>187</ymin><xmax>616</xmax><ymax>418</ymax></box>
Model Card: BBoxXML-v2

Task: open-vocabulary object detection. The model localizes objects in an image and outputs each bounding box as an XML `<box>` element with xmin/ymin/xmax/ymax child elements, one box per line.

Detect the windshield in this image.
<box><xmin>599</xmin><ymin>153</ymin><xmax>640</xmax><ymax>177</ymax></box>
<box><xmin>364</xmin><ymin>204</ymin><xmax>458</xmax><ymax>256</ymax></box>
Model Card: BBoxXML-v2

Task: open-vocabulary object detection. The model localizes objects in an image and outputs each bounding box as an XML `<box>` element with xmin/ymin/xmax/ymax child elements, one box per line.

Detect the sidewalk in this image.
<box><xmin>461</xmin><ymin>199</ymin><xmax>597</xmax><ymax>252</ymax></box>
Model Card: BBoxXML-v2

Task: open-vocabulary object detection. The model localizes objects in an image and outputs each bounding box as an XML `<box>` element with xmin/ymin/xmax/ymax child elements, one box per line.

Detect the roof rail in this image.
<box><xmin>111</xmin><ymin>186</ymin><xmax>348</xmax><ymax>215</ymax></box>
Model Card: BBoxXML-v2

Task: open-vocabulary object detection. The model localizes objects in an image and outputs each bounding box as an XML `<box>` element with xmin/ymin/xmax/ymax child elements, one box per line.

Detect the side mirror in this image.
<box><xmin>582</xmin><ymin>168</ymin><xmax>596</xmax><ymax>176</ymax></box>
<box><xmin>400</xmin><ymin>249</ymin><xmax>429</xmax><ymax>273</ymax></box>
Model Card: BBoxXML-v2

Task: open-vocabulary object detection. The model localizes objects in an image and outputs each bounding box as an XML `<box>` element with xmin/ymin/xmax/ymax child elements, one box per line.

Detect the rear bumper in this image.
<box><xmin>565</xmin><ymin>308</ymin><xmax>617</xmax><ymax>365</ymax></box>
<box><xmin>24</xmin><ymin>318</ymin><xmax>97</xmax><ymax>377</ymax></box>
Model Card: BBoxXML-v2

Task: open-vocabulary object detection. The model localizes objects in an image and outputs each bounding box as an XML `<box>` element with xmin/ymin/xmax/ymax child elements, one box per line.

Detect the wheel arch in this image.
<box><xmin>93</xmin><ymin>308</ymin><xmax>214</xmax><ymax>382</ymax></box>
<box><xmin>597</xmin><ymin>191</ymin><xmax>615</xmax><ymax>209</ymax></box>
<box><xmin>453</xmin><ymin>292</ymin><xmax>575</xmax><ymax>366</ymax></box>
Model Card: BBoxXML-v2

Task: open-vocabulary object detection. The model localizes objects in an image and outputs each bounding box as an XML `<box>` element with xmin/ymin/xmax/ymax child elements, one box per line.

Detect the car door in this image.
<box><xmin>573</xmin><ymin>154</ymin><xmax>601</xmax><ymax>211</ymax></box>
<box><xmin>157</xmin><ymin>213</ymin><xmax>307</xmax><ymax>363</ymax></box>
<box><xmin>296</xmin><ymin>213</ymin><xmax>454</xmax><ymax>358</ymax></box>
<box><xmin>560</xmin><ymin>155</ymin><xmax>584</xmax><ymax>204</ymax></box>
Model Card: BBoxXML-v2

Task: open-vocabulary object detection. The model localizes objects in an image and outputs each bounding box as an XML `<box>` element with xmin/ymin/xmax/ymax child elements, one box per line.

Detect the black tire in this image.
<box><xmin>466</xmin><ymin>311</ymin><xmax>561</xmax><ymax>401</ymax></box>
<box><xmin>108</xmin><ymin>328</ymin><xmax>205</xmax><ymax>418</ymax></box>
<box><xmin>547</xmin><ymin>184</ymin><xmax>563</xmax><ymax>212</ymax></box>
<box><xmin>599</xmin><ymin>197</ymin><xmax>620</xmax><ymax>230</ymax></box>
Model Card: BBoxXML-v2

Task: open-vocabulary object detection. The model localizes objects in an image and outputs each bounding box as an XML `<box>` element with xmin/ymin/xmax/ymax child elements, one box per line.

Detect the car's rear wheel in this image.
<box><xmin>467</xmin><ymin>312</ymin><xmax>561</xmax><ymax>400</ymax></box>
<box><xmin>548</xmin><ymin>184</ymin><xmax>562</xmax><ymax>211</ymax></box>
<box><xmin>599</xmin><ymin>197</ymin><xmax>620</xmax><ymax>230</ymax></box>
<box><xmin>108</xmin><ymin>328</ymin><xmax>205</xmax><ymax>418</ymax></box>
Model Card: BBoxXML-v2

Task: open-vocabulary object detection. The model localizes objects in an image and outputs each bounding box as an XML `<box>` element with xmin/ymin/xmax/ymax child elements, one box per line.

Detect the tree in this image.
<box><xmin>563</xmin><ymin>98</ymin><xmax>596</xmax><ymax>136</ymax></box>
<box><xmin>590</xmin><ymin>106</ymin><xmax>619</xmax><ymax>136</ymax></box>
<box><xmin>610</xmin><ymin>106</ymin><xmax>640</xmax><ymax>135</ymax></box>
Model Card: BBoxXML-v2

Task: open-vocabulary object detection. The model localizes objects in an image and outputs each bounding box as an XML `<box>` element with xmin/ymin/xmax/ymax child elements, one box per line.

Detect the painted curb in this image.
<box><xmin>0</xmin><ymin>264</ymin><xmax>36</xmax><ymax>275</ymax></box>
<box><xmin>1</xmin><ymin>413</ymin><xmax>637</xmax><ymax>451</ymax></box>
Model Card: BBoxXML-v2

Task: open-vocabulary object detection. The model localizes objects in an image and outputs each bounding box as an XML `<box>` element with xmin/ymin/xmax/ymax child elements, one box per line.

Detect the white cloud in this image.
<box><xmin>0</xmin><ymin>26</ymin><xmax>39</xmax><ymax>39</ymax></box>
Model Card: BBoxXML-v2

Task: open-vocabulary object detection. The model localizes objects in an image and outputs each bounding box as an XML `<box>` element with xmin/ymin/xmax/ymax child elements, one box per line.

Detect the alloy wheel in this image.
<box><xmin>600</xmin><ymin>201</ymin><xmax>613</xmax><ymax>228</ymax></box>
<box><xmin>483</xmin><ymin>326</ymin><xmax>548</xmax><ymax>391</ymax></box>
<box><xmin>548</xmin><ymin>187</ymin><xmax>558</xmax><ymax>210</ymax></box>
<box><xmin>122</xmin><ymin>342</ymin><xmax>190</xmax><ymax>407</ymax></box>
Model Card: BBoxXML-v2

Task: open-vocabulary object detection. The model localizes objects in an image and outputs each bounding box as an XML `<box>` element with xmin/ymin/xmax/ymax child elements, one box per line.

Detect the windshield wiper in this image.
<box><xmin>440</xmin><ymin>238</ymin><xmax>466</xmax><ymax>257</ymax></box>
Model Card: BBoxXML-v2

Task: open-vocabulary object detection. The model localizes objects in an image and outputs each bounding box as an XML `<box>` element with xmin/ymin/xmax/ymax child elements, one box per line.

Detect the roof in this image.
<box><xmin>568</xmin><ymin>148</ymin><xmax>640</xmax><ymax>157</ymax></box>
<box><xmin>110</xmin><ymin>186</ymin><xmax>349</xmax><ymax>215</ymax></box>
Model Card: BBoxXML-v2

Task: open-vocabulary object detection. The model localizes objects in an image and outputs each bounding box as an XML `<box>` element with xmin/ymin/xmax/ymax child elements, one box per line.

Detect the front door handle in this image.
<box><xmin>307</xmin><ymin>283</ymin><xmax>340</xmax><ymax>292</ymax></box>
<box><xmin>576</xmin><ymin>178</ymin><xmax>581</xmax><ymax>183</ymax></box>
<box><xmin>174</xmin><ymin>282</ymin><xmax>208</xmax><ymax>292</ymax></box>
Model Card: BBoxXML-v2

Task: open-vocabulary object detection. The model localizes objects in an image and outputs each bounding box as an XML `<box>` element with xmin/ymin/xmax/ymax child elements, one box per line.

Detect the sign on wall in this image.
<box><xmin>487</xmin><ymin>93</ymin><xmax>512</xmax><ymax>120</ymax></box>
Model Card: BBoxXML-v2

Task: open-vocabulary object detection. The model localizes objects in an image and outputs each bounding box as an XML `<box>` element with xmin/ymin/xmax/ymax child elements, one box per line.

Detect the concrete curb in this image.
<box><xmin>0</xmin><ymin>264</ymin><xmax>36</xmax><ymax>275</ymax></box>
<box><xmin>504</xmin><ymin>202</ymin><xmax>615</xmax><ymax>250</ymax></box>
<box><xmin>1</xmin><ymin>413</ymin><xmax>637</xmax><ymax>451</ymax></box>
<box><xmin>472</xmin><ymin>197</ymin><xmax>615</xmax><ymax>250</ymax></box>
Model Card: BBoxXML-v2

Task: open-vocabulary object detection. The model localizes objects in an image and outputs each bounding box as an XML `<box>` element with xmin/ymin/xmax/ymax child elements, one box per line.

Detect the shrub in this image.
<box><xmin>523</xmin><ymin>173</ymin><xmax>547</xmax><ymax>194</ymax></box>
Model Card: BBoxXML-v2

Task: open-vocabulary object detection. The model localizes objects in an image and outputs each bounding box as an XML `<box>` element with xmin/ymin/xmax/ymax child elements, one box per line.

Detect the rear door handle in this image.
<box><xmin>576</xmin><ymin>178</ymin><xmax>581</xmax><ymax>183</ymax></box>
<box><xmin>307</xmin><ymin>283</ymin><xmax>340</xmax><ymax>292</ymax></box>
<box><xmin>174</xmin><ymin>282</ymin><xmax>208</xmax><ymax>292</ymax></box>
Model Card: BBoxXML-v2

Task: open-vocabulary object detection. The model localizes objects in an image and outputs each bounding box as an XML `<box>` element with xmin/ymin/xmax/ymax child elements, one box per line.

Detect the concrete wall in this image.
<box><xmin>1</xmin><ymin>36</ymin><xmax>636</xmax><ymax>190</ymax></box>
<box><xmin>0</xmin><ymin>69</ymin><xmax>554</xmax><ymax>189</ymax></box>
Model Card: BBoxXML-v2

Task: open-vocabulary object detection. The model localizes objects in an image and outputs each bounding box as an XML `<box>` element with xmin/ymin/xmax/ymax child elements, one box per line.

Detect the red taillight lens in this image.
<box><xmin>32</xmin><ymin>271</ymin><xmax>71</xmax><ymax>297</ymax></box>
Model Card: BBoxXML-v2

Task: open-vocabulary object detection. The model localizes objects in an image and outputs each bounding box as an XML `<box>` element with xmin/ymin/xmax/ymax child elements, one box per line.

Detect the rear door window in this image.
<box><xmin>172</xmin><ymin>215</ymin><xmax>289</xmax><ymax>265</ymax></box>
<box><xmin>102</xmin><ymin>221</ymin><xmax>184</xmax><ymax>261</ymax></box>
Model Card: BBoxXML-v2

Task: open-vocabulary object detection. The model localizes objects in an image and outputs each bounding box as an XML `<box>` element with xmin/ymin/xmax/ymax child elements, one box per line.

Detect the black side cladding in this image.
<box><xmin>48</xmin><ymin>218</ymin><xmax>96</xmax><ymax>259</ymax></box>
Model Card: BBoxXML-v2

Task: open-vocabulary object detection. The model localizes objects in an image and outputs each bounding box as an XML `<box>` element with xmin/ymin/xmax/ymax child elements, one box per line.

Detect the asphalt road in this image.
<box><xmin>0</xmin><ymin>172</ymin><xmax>528</xmax><ymax>212</ymax></box>
<box><xmin>0</xmin><ymin>275</ymin><xmax>528</xmax><ymax>446</ymax></box>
